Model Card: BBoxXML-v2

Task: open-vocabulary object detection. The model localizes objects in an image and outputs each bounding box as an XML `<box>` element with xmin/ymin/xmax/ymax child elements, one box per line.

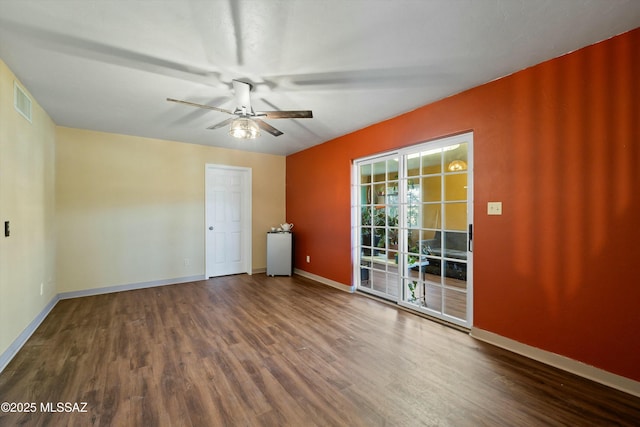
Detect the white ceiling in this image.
<box><xmin>0</xmin><ymin>1</ymin><xmax>638</xmax><ymax>156</ymax></box>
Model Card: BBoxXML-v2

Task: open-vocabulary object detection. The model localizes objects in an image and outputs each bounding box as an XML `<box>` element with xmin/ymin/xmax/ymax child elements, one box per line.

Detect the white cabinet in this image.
<box><xmin>267</xmin><ymin>232</ymin><xmax>293</xmax><ymax>276</ymax></box>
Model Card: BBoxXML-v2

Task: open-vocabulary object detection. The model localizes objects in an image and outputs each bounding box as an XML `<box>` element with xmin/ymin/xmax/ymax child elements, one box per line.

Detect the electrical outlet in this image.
<box><xmin>306</xmin><ymin>255</ymin><xmax>310</xmax><ymax>263</ymax></box>
<box><xmin>183</xmin><ymin>258</ymin><xmax>190</xmax><ymax>267</ymax></box>
<box><xmin>487</xmin><ymin>202</ymin><xmax>503</xmax><ymax>215</ymax></box>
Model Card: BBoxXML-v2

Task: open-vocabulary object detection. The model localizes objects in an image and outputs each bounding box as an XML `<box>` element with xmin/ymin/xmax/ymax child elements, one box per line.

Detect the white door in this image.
<box><xmin>205</xmin><ymin>165</ymin><xmax>252</xmax><ymax>277</ymax></box>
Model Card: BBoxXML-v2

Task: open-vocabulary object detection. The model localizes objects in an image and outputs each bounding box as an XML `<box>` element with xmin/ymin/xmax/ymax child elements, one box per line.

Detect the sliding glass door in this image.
<box><xmin>354</xmin><ymin>133</ymin><xmax>473</xmax><ymax>328</ymax></box>
<box><xmin>357</xmin><ymin>154</ymin><xmax>400</xmax><ymax>299</ymax></box>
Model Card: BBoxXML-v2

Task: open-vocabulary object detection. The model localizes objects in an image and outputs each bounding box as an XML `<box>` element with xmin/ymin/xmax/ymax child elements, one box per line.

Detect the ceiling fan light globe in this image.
<box><xmin>229</xmin><ymin>117</ymin><xmax>260</xmax><ymax>139</ymax></box>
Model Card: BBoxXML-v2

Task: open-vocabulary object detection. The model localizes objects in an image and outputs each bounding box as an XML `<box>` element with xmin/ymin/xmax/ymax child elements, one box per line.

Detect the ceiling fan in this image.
<box><xmin>167</xmin><ymin>80</ymin><xmax>313</xmax><ymax>139</ymax></box>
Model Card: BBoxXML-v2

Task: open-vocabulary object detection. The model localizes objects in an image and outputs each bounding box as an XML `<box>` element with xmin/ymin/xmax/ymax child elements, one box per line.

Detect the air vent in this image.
<box><xmin>14</xmin><ymin>82</ymin><xmax>32</xmax><ymax>123</ymax></box>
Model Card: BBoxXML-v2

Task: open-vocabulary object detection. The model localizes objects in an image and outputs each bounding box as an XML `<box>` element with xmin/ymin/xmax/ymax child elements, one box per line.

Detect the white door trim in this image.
<box><xmin>205</xmin><ymin>164</ymin><xmax>252</xmax><ymax>278</ymax></box>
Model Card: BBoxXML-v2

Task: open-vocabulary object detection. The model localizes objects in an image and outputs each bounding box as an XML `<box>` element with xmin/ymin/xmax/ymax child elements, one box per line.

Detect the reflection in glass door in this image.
<box><xmin>354</xmin><ymin>133</ymin><xmax>473</xmax><ymax>328</ymax></box>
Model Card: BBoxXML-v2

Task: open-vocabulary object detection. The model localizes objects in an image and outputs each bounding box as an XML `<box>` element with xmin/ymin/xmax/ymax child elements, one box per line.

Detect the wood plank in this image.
<box><xmin>0</xmin><ymin>274</ymin><xmax>639</xmax><ymax>426</ymax></box>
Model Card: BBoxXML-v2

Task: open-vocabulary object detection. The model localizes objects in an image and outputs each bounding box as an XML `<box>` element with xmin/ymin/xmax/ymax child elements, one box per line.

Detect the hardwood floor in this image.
<box><xmin>1</xmin><ymin>274</ymin><xmax>639</xmax><ymax>426</ymax></box>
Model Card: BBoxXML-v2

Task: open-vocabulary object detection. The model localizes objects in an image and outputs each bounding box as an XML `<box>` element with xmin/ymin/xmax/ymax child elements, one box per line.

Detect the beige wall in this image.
<box><xmin>0</xmin><ymin>60</ymin><xmax>57</xmax><ymax>356</ymax></box>
<box><xmin>0</xmin><ymin>56</ymin><xmax>285</xmax><ymax>361</ymax></box>
<box><xmin>56</xmin><ymin>127</ymin><xmax>285</xmax><ymax>292</ymax></box>
<box><xmin>1</xmin><ymin>54</ymin><xmax>285</xmax><ymax>361</ymax></box>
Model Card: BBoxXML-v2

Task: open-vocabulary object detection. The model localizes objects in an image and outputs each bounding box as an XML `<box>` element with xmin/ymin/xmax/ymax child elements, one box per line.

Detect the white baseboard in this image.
<box><xmin>0</xmin><ymin>275</ymin><xmax>205</xmax><ymax>374</ymax></box>
<box><xmin>471</xmin><ymin>327</ymin><xmax>640</xmax><ymax>398</ymax></box>
<box><xmin>57</xmin><ymin>275</ymin><xmax>206</xmax><ymax>300</ymax></box>
<box><xmin>294</xmin><ymin>269</ymin><xmax>356</xmax><ymax>293</ymax></box>
<box><xmin>0</xmin><ymin>295</ymin><xmax>59</xmax><ymax>373</ymax></box>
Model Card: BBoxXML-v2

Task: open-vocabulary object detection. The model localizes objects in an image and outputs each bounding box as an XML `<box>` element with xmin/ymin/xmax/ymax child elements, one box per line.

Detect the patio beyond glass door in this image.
<box><xmin>355</xmin><ymin>133</ymin><xmax>473</xmax><ymax>328</ymax></box>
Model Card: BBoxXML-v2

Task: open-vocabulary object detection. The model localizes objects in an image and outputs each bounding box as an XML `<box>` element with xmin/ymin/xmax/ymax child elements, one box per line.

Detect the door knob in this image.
<box><xmin>209</xmin><ymin>226</ymin><xmax>214</xmax><ymax>230</ymax></box>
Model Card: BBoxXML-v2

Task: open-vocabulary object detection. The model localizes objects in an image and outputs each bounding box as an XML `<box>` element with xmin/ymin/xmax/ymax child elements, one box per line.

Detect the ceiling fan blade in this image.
<box><xmin>254</xmin><ymin>119</ymin><xmax>283</xmax><ymax>137</ymax></box>
<box><xmin>206</xmin><ymin>118</ymin><xmax>235</xmax><ymax>130</ymax></box>
<box><xmin>232</xmin><ymin>80</ymin><xmax>253</xmax><ymax>113</ymax></box>
<box><xmin>167</xmin><ymin>98</ymin><xmax>233</xmax><ymax>115</ymax></box>
<box><xmin>0</xmin><ymin>19</ymin><xmax>226</xmax><ymax>88</ymax></box>
<box><xmin>257</xmin><ymin>110</ymin><xmax>313</xmax><ymax>119</ymax></box>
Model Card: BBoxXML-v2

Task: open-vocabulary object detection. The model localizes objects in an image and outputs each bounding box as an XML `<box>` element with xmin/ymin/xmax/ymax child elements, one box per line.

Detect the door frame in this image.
<box><xmin>205</xmin><ymin>164</ymin><xmax>252</xmax><ymax>278</ymax></box>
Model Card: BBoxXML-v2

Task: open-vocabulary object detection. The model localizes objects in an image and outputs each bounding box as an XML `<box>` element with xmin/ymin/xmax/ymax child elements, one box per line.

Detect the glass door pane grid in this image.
<box><xmin>356</xmin><ymin>155</ymin><xmax>400</xmax><ymax>300</ymax></box>
<box><xmin>399</xmin><ymin>143</ymin><xmax>468</xmax><ymax>323</ymax></box>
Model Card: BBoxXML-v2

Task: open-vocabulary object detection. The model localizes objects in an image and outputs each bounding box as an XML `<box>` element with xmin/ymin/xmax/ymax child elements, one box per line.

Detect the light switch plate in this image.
<box><xmin>487</xmin><ymin>202</ymin><xmax>502</xmax><ymax>215</ymax></box>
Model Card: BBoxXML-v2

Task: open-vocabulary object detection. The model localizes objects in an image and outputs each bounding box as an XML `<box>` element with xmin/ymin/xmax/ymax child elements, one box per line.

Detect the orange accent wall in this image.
<box><xmin>286</xmin><ymin>28</ymin><xmax>639</xmax><ymax>382</ymax></box>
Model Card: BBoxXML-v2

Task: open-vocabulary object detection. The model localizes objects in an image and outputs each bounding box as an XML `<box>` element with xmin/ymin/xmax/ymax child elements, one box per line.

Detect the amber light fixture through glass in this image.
<box><xmin>447</xmin><ymin>160</ymin><xmax>467</xmax><ymax>171</ymax></box>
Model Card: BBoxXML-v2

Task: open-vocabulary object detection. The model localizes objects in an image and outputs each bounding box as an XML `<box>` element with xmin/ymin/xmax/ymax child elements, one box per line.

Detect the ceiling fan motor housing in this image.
<box><xmin>168</xmin><ymin>79</ymin><xmax>313</xmax><ymax>138</ymax></box>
